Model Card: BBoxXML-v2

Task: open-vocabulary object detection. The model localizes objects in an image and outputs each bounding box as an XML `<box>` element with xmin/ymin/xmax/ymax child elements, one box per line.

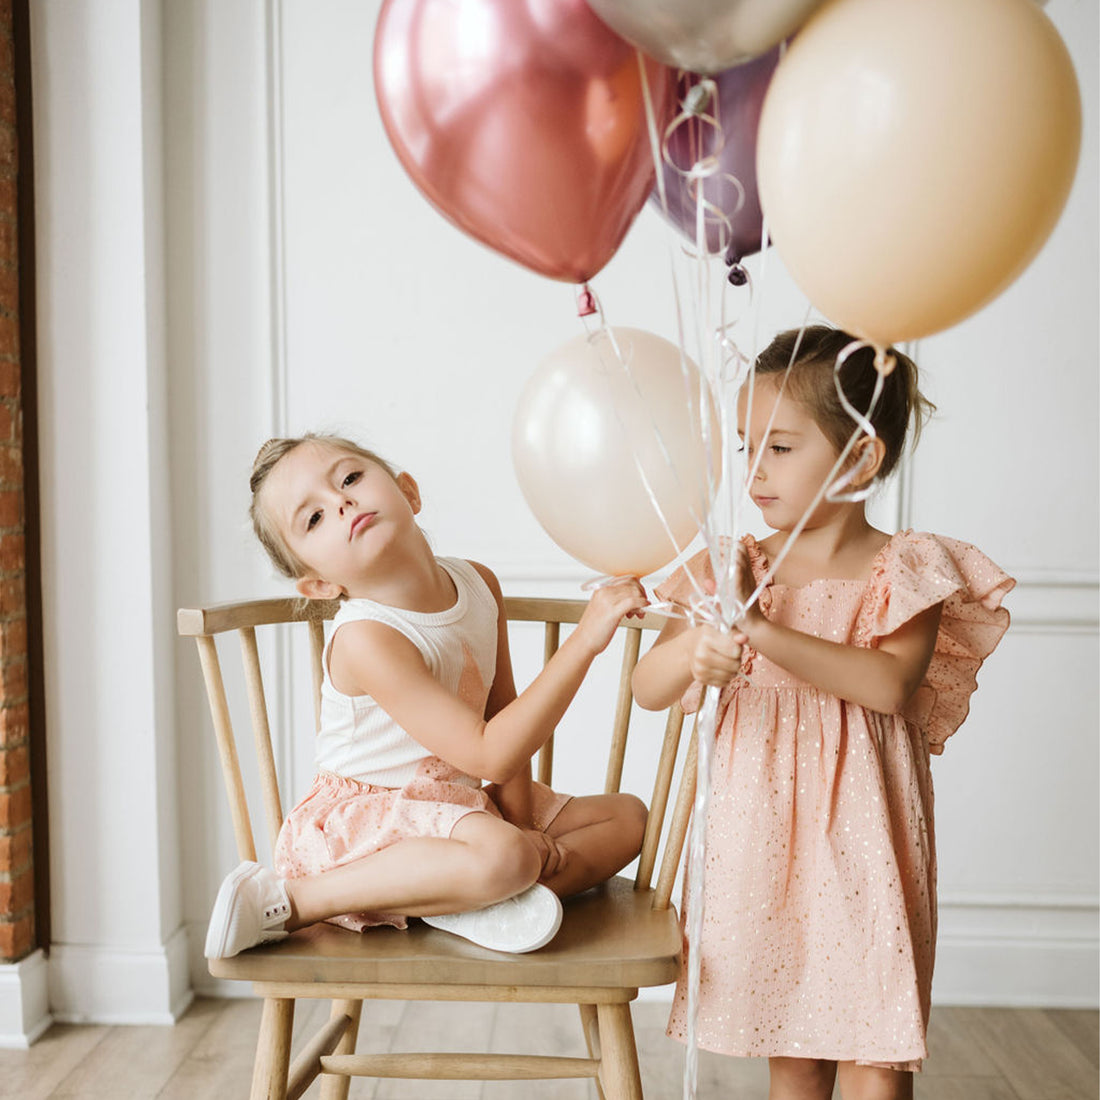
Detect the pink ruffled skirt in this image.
<box><xmin>274</xmin><ymin>756</ymin><xmax>571</xmax><ymax>930</ymax></box>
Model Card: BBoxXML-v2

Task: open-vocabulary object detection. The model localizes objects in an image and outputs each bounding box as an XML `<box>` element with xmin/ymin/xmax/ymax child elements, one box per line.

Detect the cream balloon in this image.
<box><xmin>756</xmin><ymin>0</ymin><xmax>1081</xmax><ymax>346</ymax></box>
<box><xmin>512</xmin><ymin>328</ymin><xmax>718</xmax><ymax>578</ymax></box>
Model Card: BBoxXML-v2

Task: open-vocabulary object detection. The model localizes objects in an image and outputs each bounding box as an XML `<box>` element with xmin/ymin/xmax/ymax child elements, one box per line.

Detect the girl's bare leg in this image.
<box><xmin>768</xmin><ymin>1057</ymin><xmax>837</xmax><ymax>1100</ymax></box>
<box><xmin>284</xmin><ymin>811</ymin><xmax>540</xmax><ymax>928</ymax></box>
<box><xmin>537</xmin><ymin>792</ymin><xmax>648</xmax><ymax>898</ymax></box>
<box><xmin>836</xmin><ymin>1063</ymin><xmax>913</xmax><ymax>1100</ymax></box>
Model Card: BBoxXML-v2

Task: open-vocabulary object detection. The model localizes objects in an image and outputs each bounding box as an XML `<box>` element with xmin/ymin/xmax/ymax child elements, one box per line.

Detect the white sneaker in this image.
<box><xmin>422</xmin><ymin>883</ymin><xmax>563</xmax><ymax>954</ymax></box>
<box><xmin>204</xmin><ymin>861</ymin><xmax>292</xmax><ymax>959</ymax></box>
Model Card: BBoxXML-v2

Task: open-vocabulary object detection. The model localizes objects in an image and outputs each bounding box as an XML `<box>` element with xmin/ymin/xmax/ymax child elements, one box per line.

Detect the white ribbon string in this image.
<box><xmin>598</xmin><ymin>63</ymin><xmax>895</xmax><ymax>1100</ymax></box>
<box><xmin>683</xmin><ymin>683</ymin><xmax>719</xmax><ymax>1100</ymax></box>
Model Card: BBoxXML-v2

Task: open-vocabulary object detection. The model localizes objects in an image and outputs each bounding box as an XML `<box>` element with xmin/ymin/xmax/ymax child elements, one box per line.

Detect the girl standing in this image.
<box><xmin>632</xmin><ymin>327</ymin><xmax>1013</xmax><ymax>1099</ymax></box>
<box><xmin>205</xmin><ymin>433</ymin><xmax>649</xmax><ymax>959</ymax></box>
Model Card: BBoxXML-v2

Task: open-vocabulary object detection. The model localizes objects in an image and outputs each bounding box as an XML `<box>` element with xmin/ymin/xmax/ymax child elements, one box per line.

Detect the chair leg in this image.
<box><xmin>595</xmin><ymin>1002</ymin><xmax>643</xmax><ymax>1100</ymax></box>
<box><xmin>251</xmin><ymin>997</ymin><xmax>295</xmax><ymax>1100</ymax></box>
<box><xmin>579</xmin><ymin>1004</ymin><xmax>607</xmax><ymax>1100</ymax></box>
<box><xmin>319</xmin><ymin>999</ymin><xmax>363</xmax><ymax>1100</ymax></box>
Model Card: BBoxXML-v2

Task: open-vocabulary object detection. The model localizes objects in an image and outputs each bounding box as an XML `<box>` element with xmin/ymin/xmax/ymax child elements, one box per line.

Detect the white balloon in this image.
<box><xmin>512</xmin><ymin>327</ymin><xmax>719</xmax><ymax>577</ymax></box>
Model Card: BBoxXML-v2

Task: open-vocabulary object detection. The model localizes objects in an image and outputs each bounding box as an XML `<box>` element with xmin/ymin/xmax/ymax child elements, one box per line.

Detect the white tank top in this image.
<box><xmin>314</xmin><ymin>557</ymin><xmax>498</xmax><ymax>788</ymax></box>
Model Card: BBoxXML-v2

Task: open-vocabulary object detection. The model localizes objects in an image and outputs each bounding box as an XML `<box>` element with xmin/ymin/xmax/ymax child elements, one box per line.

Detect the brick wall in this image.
<box><xmin>0</xmin><ymin>0</ymin><xmax>33</xmax><ymax>964</ymax></box>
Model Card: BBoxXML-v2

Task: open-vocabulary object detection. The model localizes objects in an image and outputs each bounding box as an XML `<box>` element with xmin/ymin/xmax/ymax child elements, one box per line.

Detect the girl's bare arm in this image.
<box><xmin>636</xmin><ymin>542</ymin><xmax>941</xmax><ymax>716</ymax></box>
<box><xmin>741</xmin><ymin>602</ymin><xmax>942</xmax><ymax>714</ymax></box>
<box><xmin>633</xmin><ymin>615</ymin><xmax>744</xmax><ymax>711</ymax></box>
<box><xmin>328</xmin><ymin>575</ymin><xmax>648</xmax><ymax>783</ymax></box>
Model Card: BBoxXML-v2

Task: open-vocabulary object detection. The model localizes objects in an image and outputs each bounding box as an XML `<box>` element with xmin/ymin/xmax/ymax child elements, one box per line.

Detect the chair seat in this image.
<box><xmin>208</xmin><ymin>876</ymin><xmax>682</xmax><ymax>991</ymax></box>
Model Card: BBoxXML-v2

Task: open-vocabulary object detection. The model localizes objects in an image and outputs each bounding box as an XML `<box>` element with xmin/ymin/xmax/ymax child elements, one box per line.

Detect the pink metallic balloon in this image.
<box><xmin>374</xmin><ymin>0</ymin><xmax>675</xmax><ymax>284</ymax></box>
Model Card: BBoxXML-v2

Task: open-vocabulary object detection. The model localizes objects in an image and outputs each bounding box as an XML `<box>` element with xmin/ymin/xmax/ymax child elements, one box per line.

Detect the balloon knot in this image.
<box><xmin>726</xmin><ymin>264</ymin><xmax>748</xmax><ymax>287</ymax></box>
<box><xmin>576</xmin><ymin>284</ymin><xmax>597</xmax><ymax>317</ymax></box>
<box><xmin>683</xmin><ymin>81</ymin><xmax>714</xmax><ymax>117</ymax></box>
<box><xmin>874</xmin><ymin>348</ymin><xmax>897</xmax><ymax>376</ymax></box>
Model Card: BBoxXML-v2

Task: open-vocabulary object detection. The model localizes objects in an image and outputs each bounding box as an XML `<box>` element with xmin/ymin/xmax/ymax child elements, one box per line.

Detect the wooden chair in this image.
<box><xmin>178</xmin><ymin>594</ymin><xmax>698</xmax><ymax>1100</ymax></box>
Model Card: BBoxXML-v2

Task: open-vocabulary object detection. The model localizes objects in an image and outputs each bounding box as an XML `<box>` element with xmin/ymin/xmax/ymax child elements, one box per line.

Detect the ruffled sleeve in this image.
<box><xmin>653</xmin><ymin>548</ymin><xmax>715</xmax><ymax>612</ymax></box>
<box><xmin>859</xmin><ymin>531</ymin><xmax>1015</xmax><ymax>753</ymax></box>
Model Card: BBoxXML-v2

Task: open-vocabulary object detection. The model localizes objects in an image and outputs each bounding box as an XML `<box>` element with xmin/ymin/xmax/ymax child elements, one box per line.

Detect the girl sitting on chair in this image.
<box><xmin>205</xmin><ymin>433</ymin><xmax>649</xmax><ymax>959</ymax></box>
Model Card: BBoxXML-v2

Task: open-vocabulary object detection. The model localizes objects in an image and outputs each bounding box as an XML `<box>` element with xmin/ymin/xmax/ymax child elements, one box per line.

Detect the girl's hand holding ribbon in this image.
<box><xmin>573</xmin><ymin>576</ymin><xmax>650</xmax><ymax>658</ymax></box>
<box><xmin>687</xmin><ymin>626</ymin><xmax>745</xmax><ymax>689</ymax></box>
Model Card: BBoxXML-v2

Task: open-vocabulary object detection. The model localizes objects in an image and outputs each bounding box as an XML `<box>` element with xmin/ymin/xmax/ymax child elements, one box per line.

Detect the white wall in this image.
<box><xmin>11</xmin><ymin>0</ymin><xmax>1096</xmax><ymax>1035</ymax></box>
<box><xmin>22</xmin><ymin>0</ymin><xmax>188</xmax><ymax>1032</ymax></box>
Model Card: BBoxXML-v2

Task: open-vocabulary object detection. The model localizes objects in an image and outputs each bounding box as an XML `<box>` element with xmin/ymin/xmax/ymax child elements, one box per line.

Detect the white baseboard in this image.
<box><xmin>932</xmin><ymin>897</ymin><xmax>1099</xmax><ymax>1007</ymax></box>
<box><xmin>640</xmin><ymin>898</ymin><xmax>1099</xmax><ymax>1008</ymax></box>
<box><xmin>48</xmin><ymin>924</ymin><xmax>194</xmax><ymax>1025</ymax></box>
<box><xmin>0</xmin><ymin>949</ymin><xmax>52</xmax><ymax>1048</ymax></box>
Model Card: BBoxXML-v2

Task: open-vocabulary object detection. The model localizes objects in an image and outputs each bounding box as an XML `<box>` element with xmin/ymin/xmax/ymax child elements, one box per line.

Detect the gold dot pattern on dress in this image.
<box><xmin>654</xmin><ymin>530</ymin><xmax>1013</xmax><ymax>1070</ymax></box>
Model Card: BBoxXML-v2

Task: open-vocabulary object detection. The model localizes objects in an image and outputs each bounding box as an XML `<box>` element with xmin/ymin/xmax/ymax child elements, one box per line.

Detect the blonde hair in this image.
<box><xmin>249</xmin><ymin>434</ymin><xmax>397</xmax><ymax>579</ymax></box>
<box><xmin>754</xmin><ymin>325</ymin><xmax>935</xmax><ymax>481</ymax></box>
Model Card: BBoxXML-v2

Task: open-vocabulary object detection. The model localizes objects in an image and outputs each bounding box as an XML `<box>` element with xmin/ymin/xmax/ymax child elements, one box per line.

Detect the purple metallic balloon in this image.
<box><xmin>651</xmin><ymin>48</ymin><xmax>780</xmax><ymax>266</ymax></box>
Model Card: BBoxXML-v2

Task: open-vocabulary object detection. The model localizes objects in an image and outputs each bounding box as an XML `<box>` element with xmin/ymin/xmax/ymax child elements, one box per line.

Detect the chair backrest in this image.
<box><xmin>177</xmin><ymin>595</ymin><xmax>697</xmax><ymax>910</ymax></box>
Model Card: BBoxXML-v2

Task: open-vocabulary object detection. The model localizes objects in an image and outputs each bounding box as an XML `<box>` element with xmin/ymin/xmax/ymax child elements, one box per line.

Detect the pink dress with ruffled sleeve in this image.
<box><xmin>655</xmin><ymin>530</ymin><xmax>1013</xmax><ymax>1070</ymax></box>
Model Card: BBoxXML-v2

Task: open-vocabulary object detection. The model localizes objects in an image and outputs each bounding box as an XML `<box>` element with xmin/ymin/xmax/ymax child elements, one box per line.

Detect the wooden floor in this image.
<box><xmin>1</xmin><ymin>996</ymin><xmax>1096</xmax><ymax>1099</ymax></box>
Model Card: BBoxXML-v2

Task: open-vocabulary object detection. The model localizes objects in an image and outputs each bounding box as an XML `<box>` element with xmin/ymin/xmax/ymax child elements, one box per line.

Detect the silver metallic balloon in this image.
<box><xmin>586</xmin><ymin>0</ymin><xmax>827</xmax><ymax>72</ymax></box>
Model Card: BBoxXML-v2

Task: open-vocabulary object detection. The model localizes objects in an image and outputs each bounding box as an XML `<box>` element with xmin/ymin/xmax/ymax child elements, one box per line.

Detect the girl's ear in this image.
<box><xmin>852</xmin><ymin>435</ymin><xmax>887</xmax><ymax>485</ymax></box>
<box><xmin>397</xmin><ymin>471</ymin><xmax>422</xmax><ymax>514</ymax></box>
<box><xmin>296</xmin><ymin>575</ymin><xmax>346</xmax><ymax>600</ymax></box>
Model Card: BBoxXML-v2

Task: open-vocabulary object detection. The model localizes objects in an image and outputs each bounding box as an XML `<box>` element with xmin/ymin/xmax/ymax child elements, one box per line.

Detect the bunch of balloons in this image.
<box><xmin>374</xmin><ymin>0</ymin><xmax>1081</xmax><ymax>577</ymax></box>
<box><xmin>373</xmin><ymin>8</ymin><xmax>1080</xmax><ymax>1098</ymax></box>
